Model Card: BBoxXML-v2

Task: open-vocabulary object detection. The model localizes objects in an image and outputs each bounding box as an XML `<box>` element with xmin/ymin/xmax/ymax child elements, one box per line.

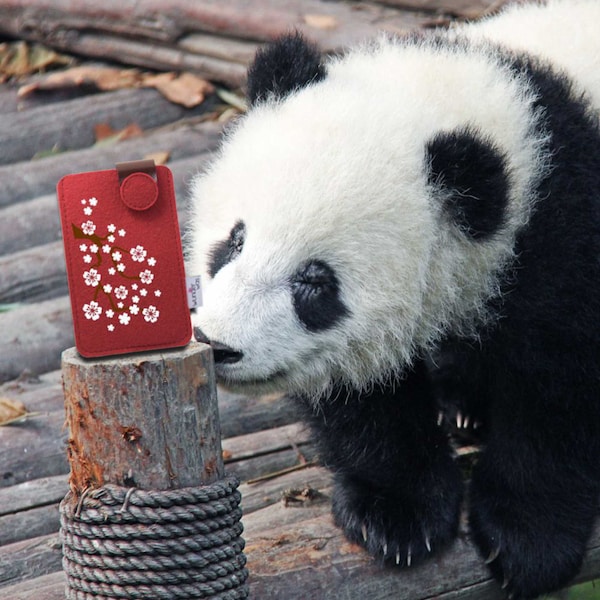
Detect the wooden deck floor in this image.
<box><xmin>1</xmin><ymin>1</ymin><xmax>599</xmax><ymax>598</ymax></box>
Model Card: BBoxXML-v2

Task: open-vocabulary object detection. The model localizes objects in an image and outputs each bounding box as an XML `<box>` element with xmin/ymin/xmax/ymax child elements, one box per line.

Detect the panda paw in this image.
<box><xmin>469</xmin><ymin>475</ymin><xmax>592</xmax><ymax>599</ymax></box>
<box><xmin>331</xmin><ymin>473</ymin><xmax>462</xmax><ymax>567</ymax></box>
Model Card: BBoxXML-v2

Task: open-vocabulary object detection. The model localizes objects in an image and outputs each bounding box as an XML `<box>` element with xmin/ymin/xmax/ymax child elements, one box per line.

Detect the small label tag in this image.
<box><xmin>186</xmin><ymin>276</ymin><xmax>203</xmax><ymax>308</ymax></box>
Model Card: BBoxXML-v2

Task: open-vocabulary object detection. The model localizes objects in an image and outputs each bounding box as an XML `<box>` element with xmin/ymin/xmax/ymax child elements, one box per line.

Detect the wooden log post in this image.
<box><xmin>61</xmin><ymin>340</ymin><xmax>223</xmax><ymax>493</ymax></box>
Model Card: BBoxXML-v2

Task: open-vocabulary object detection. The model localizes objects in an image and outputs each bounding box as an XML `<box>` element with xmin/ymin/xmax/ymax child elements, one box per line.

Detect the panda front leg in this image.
<box><xmin>468</xmin><ymin>374</ymin><xmax>600</xmax><ymax>599</ymax></box>
<box><xmin>302</xmin><ymin>361</ymin><xmax>464</xmax><ymax>567</ymax></box>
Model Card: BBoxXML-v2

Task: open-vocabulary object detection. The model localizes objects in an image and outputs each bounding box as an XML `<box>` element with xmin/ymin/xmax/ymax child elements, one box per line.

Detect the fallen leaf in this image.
<box><xmin>94</xmin><ymin>123</ymin><xmax>143</xmax><ymax>145</ymax></box>
<box><xmin>303</xmin><ymin>14</ymin><xmax>338</xmax><ymax>30</ymax></box>
<box><xmin>0</xmin><ymin>41</ymin><xmax>71</xmax><ymax>82</ymax></box>
<box><xmin>19</xmin><ymin>65</ymin><xmax>142</xmax><ymax>98</ymax></box>
<box><xmin>0</xmin><ymin>397</ymin><xmax>28</xmax><ymax>425</ymax></box>
<box><xmin>143</xmin><ymin>151</ymin><xmax>170</xmax><ymax>165</ymax></box>
<box><xmin>142</xmin><ymin>72</ymin><xmax>214</xmax><ymax>108</ymax></box>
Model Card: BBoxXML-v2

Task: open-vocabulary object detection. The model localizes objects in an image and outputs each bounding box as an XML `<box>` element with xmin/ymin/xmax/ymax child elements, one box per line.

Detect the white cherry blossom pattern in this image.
<box><xmin>143</xmin><ymin>305</ymin><xmax>160</xmax><ymax>323</ymax></box>
<box><xmin>83</xmin><ymin>301</ymin><xmax>102</xmax><ymax>320</ymax></box>
<box><xmin>130</xmin><ymin>245</ymin><xmax>147</xmax><ymax>262</ymax></box>
<box><xmin>74</xmin><ymin>196</ymin><xmax>162</xmax><ymax>331</ymax></box>
<box><xmin>83</xmin><ymin>268</ymin><xmax>101</xmax><ymax>287</ymax></box>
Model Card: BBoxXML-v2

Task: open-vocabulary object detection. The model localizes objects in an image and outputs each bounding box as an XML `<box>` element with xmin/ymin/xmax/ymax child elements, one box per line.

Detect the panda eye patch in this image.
<box><xmin>291</xmin><ymin>260</ymin><xmax>349</xmax><ymax>332</ymax></box>
<box><xmin>208</xmin><ymin>220</ymin><xmax>246</xmax><ymax>278</ymax></box>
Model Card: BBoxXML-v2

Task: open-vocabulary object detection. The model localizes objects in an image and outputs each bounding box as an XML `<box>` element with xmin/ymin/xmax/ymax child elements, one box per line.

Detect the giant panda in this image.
<box><xmin>187</xmin><ymin>1</ymin><xmax>600</xmax><ymax>597</ymax></box>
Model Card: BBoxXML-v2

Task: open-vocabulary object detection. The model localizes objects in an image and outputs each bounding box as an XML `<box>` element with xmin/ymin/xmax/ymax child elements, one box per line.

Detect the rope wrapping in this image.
<box><xmin>60</xmin><ymin>474</ymin><xmax>249</xmax><ymax>600</ymax></box>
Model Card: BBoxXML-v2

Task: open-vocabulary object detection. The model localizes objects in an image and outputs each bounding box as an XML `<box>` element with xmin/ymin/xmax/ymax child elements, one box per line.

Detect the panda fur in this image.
<box><xmin>188</xmin><ymin>2</ymin><xmax>600</xmax><ymax>598</ymax></box>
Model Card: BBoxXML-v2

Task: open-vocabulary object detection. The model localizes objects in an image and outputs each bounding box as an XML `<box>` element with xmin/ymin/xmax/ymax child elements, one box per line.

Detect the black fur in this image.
<box><xmin>302</xmin><ymin>51</ymin><xmax>600</xmax><ymax>600</ymax></box>
<box><xmin>291</xmin><ymin>260</ymin><xmax>348</xmax><ymax>332</ymax></box>
<box><xmin>246</xmin><ymin>32</ymin><xmax>326</xmax><ymax>106</ymax></box>
<box><xmin>208</xmin><ymin>220</ymin><xmax>245</xmax><ymax>278</ymax></box>
<box><xmin>426</xmin><ymin>128</ymin><xmax>510</xmax><ymax>239</ymax></box>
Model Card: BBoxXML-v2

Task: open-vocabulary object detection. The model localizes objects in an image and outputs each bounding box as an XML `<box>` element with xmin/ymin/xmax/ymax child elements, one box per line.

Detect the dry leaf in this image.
<box><xmin>94</xmin><ymin>123</ymin><xmax>143</xmax><ymax>144</ymax></box>
<box><xmin>303</xmin><ymin>14</ymin><xmax>338</xmax><ymax>30</ymax></box>
<box><xmin>0</xmin><ymin>397</ymin><xmax>28</xmax><ymax>425</ymax></box>
<box><xmin>19</xmin><ymin>65</ymin><xmax>142</xmax><ymax>98</ymax></box>
<box><xmin>0</xmin><ymin>41</ymin><xmax>71</xmax><ymax>82</ymax></box>
<box><xmin>143</xmin><ymin>151</ymin><xmax>170</xmax><ymax>165</ymax></box>
<box><xmin>143</xmin><ymin>72</ymin><xmax>214</xmax><ymax>108</ymax></box>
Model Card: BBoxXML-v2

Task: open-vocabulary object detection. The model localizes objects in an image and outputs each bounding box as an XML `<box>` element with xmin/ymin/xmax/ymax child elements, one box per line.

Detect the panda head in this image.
<box><xmin>188</xmin><ymin>33</ymin><xmax>549</xmax><ymax>398</ymax></box>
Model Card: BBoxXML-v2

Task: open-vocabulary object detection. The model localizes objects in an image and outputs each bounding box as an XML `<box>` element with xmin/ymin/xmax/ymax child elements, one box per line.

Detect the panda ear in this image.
<box><xmin>425</xmin><ymin>128</ymin><xmax>510</xmax><ymax>240</ymax></box>
<box><xmin>246</xmin><ymin>32</ymin><xmax>326</xmax><ymax>106</ymax></box>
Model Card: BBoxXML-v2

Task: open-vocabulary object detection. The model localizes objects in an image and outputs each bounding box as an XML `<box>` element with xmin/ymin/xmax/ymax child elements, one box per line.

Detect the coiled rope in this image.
<box><xmin>59</xmin><ymin>474</ymin><xmax>249</xmax><ymax>599</ymax></box>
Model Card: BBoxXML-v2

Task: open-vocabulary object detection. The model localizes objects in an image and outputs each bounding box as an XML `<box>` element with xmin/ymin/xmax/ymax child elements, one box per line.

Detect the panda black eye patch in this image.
<box><xmin>208</xmin><ymin>220</ymin><xmax>246</xmax><ymax>278</ymax></box>
<box><xmin>291</xmin><ymin>260</ymin><xmax>349</xmax><ymax>332</ymax></box>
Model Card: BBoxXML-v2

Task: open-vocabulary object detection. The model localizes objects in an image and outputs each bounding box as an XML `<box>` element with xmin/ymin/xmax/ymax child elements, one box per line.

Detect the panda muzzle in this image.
<box><xmin>194</xmin><ymin>327</ymin><xmax>243</xmax><ymax>365</ymax></box>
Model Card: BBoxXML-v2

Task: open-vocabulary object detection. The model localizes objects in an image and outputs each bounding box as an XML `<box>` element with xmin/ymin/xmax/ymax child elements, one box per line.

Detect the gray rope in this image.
<box><xmin>60</xmin><ymin>474</ymin><xmax>249</xmax><ymax>599</ymax></box>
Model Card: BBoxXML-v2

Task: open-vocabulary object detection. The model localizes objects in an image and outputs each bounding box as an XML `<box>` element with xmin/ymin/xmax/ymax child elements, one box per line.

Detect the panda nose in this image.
<box><xmin>194</xmin><ymin>327</ymin><xmax>243</xmax><ymax>365</ymax></box>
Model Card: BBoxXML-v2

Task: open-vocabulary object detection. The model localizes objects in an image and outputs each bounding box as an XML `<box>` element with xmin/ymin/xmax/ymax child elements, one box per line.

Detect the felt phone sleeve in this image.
<box><xmin>57</xmin><ymin>160</ymin><xmax>192</xmax><ymax>357</ymax></box>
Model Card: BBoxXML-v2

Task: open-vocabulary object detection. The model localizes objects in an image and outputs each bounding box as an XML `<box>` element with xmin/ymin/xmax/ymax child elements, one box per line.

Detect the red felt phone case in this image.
<box><xmin>57</xmin><ymin>161</ymin><xmax>192</xmax><ymax>358</ymax></box>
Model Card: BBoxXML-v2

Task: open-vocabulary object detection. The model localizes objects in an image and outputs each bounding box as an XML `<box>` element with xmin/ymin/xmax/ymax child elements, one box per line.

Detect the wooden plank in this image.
<box><xmin>0</xmin><ymin>241</ymin><xmax>67</xmax><ymax>304</ymax></box>
<box><xmin>0</xmin><ymin>296</ymin><xmax>73</xmax><ymax>384</ymax></box>
<box><xmin>0</xmin><ymin>536</ymin><xmax>64</xmax><ymax>592</ymax></box>
<box><xmin>0</xmin><ymin>121</ymin><xmax>223</xmax><ymax>208</ymax></box>
<box><xmin>2</xmin><ymin>571</ymin><xmax>66</xmax><ymax>600</ymax></box>
<box><xmin>0</xmin><ymin>86</ymin><xmax>215</xmax><ymax>165</ymax></box>
<box><xmin>0</xmin><ymin>504</ymin><xmax>60</xmax><ymax>546</ymax></box>
<box><xmin>0</xmin><ymin>475</ymin><xmax>68</xmax><ymax>516</ymax></box>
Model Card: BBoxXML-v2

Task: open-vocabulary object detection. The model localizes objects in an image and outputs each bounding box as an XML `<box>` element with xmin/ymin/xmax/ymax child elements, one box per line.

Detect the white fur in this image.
<box><xmin>458</xmin><ymin>0</ymin><xmax>600</xmax><ymax>111</ymax></box>
<box><xmin>188</xmin><ymin>36</ymin><xmax>551</xmax><ymax>398</ymax></box>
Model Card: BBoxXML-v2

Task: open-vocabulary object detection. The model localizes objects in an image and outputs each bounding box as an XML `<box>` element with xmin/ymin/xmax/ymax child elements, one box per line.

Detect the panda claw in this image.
<box><xmin>502</xmin><ymin>576</ymin><xmax>510</xmax><ymax>590</ymax></box>
<box><xmin>383</xmin><ymin>542</ymin><xmax>388</xmax><ymax>556</ymax></box>
<box><xmin>396</xmin><ymin>550</ymin><xmax>401</xmax><ymax>565</ymax></box>
<box><xmin>484</xmin><ymin>545</ymin><xmax>501</xmax><ymax>564</ymax></box>
<box><xmin>361</xmin><ymin>523</ymin><xmax>368</xmax><ymax>543</ymax></box>
<box><xmin>456</xmin><ymin>411</ymin><xmax>463</xmax><ymax>429</ymax></box>
<box><xmin>425</xmin><ymin>535</ymin><xmax>432</xmax><ymax>553</ymax></box>
<box><xmin>407</xmin><ymin>544</ymin><xmax>412</xmax><ymax>567</ymax></box>
<box><xmin>463</xmin><ymin>415</ymin><xmax>470</xmax><ymax>428</ymax></box>
<box><xmin>437</xmin><ymin>411</ymin><xmax>444</xmax><ymax>427</ymax></box>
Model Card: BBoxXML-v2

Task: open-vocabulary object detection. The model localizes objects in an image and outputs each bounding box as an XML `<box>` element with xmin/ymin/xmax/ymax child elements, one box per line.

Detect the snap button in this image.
<box><xmin>119</xmin><ymin>171</ymin><xmax>159</xmax><ymax>211</ymax></box>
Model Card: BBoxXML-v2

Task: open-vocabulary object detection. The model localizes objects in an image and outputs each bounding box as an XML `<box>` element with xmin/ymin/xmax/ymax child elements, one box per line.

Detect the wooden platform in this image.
<box><xmin>1</xmin><ymin>1</ymin><xmax>599</xmax><ymax>598</ymax></box>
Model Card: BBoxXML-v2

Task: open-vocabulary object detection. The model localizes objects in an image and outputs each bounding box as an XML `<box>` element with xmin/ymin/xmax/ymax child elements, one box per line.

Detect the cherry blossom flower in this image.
<box><xmin>130</xmin><ymin>245</ymin><xmax>147</xmax><ymax>262</ymax></box>
<box><xmin>119</xmin><ymin>313</ymin><xmax>131</xmax><ymax>325</ymax></box>
<box><xmin>108</xmin><ymin>224</ymin><xmax>116</xmax><ymax>233</ymax></box>
<box><xmin>108</xmin><ymin>235</ymin><xmax>115</xmax><ymax>243</ymax></box>
<box><xmin>102</xmin><ymin>245</ymin><xmax>111</xmax><ymax>253</ymax></box>
<box><xmin>117</xmin><ymin>302</ymin><xmax>124</xmax><ymax>309</ymax></box>
<box><xmin>112</xmin><ymin>251</ymin><xmax>122</xmax><ymax>262</ymax></box>
<box><xmin>81</xmin><ymin>199</ymin><xmax>87</xmax><ymax>205</ymax></box>
<box><xmin>154</xmin><ymin>290</ymin><xmax>162</xmax><ymax>297</ymax></box>
<box><xmin>107</xmin><ymin>324</ymin><xmax>115</xmax><ymax>332</ymax></box>
<box><xmin>139</xmin><ymin>270</ymin><xmax>154</xmax><ymax>284</ymax></box>
<box><xmin>131</xmin><ymin>283</ymin><xmax>138</xmax><ymax>290</ymax></box>
<box><xmin>83</xmin><ymin>255</ymin><xmax>92</xmax><ymax>264</ymax></box>
<box><xmin>79</xmin><ymin>244</ymin><xmax>87</xmax><ymax>252</ymax></box>
<box><xmin>90</xmin><ymin>244</ymin><xmax>99</xmax><ymax>253</ymax></box>
<box><xmin>114</xmin><ymin>285</ymin><xmax>128</xmax><ymax>300</ymax></box>
<box><xmin>118</xmin><ymin>229</ymin><xmax>126</xmax><ymax>237</ymax></box>
<box><xmin>83</xmin><ymin>269</ymin><xmax>101</xmax><ymax>287</ymax></box>
<box><xmin>89</xmin><ymin>197</ymin><xmax>98</xmax><ymax>206</ymax></box>
<box><xmin>81</xmin><ymin>221</ymin><xmax>96</xmax><ymax>235</ymax></box>
<box><xmin>83</xmin><ymin>207</ymin><xmax>93</xmax><ymax>216</ymax></box>
<box><xmin>130</xmin><ymin>305</ymin><xmax>140</xmax><ymax>315</ymax></box>
<box><xmin>103</xmin><ymin>284</ymin><xmax>113</xmax><ymax>294</ymax></box>
<box><xmin>132</xmin><ymin>295</ymin><xmax>140</xmax><ymax>304</ymax></box>
<box><xmin>106</xmin><ymin>309</ymin><xmax>115</xmax><ymax>318</ymax></box>
<box><xmin>108</xmin><ymin>267</ymin><xmax>116</xmax><ymax>276</ymax></box>
<box><xmin>147</xmin><ymin>257</ymin><xmax>157</xmax><ymax>267</ymax></box>
<box><xmin>83</xmin><ymin>301</ymin><xmax>102</xmax><ymax>320</ymax></box>
<box><xmin>117</xmin><ymin>263</ymin><xmax>126</xmax><ymax>272</ymax></box>
<box><xmin>140</xmin><ymin>289</ymin><xmax>148</xmax><ymax>297</ymax></box>
<box><xmin>143</xmin><ymin>305</ymin><xmax>160</xmax><ymax>323</ymax></box>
